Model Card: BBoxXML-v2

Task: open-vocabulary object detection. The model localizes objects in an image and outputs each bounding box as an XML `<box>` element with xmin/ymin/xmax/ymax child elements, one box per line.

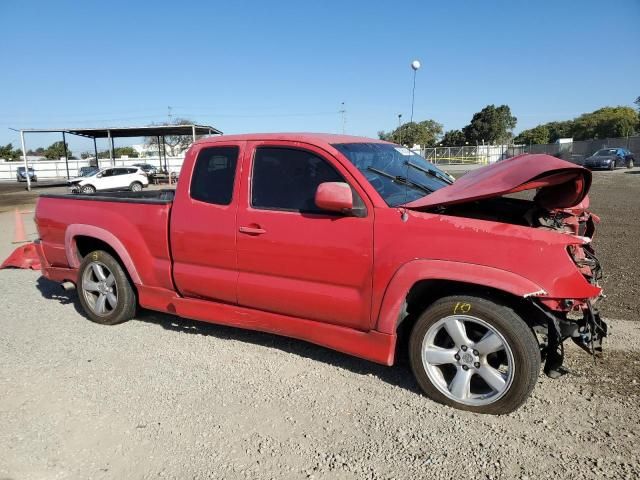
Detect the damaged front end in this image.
<box><xmin>527</xmin><ymin>208</ymin><xmax>607</xmax><ymax>378</ymax></box>
<box><xmin>530</xmin><ymin>298</ymin><xmax>607</xmax><ymax>378</ymax></box>
<box><xmin>402</xmin><ymin>154</ymin><xmax>609</xmax><ymax>378</ymax></box>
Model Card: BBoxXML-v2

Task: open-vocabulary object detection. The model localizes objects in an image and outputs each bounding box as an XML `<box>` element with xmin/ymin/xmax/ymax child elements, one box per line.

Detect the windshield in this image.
<box><xmin>595</xmin><ymin>149</ymin><xmax>617</xmax><ymax>156</ymax></box>
<box><xmin>332</xmin><ymin>142</ymin><xmax>452</xmax><ymax>206</ymax></box>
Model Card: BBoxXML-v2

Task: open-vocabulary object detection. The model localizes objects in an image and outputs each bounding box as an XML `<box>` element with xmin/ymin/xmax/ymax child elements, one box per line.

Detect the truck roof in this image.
<box><xmin>195</xmin><ymin>132</ymin><xmax>388</xmax><ymax>146</ymax></box>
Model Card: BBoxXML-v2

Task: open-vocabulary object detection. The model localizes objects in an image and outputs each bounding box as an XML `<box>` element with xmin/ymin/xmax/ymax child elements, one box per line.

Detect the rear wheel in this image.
<box><xmin>409</xmin><ymin>295</ymin><xmax>540</xmax><ymax>415</ymax></box>
<box><xmin>130</xmin><ymin>181</ymin><xmax>143</xmax><ymax>192</ymax></box>
<box><xmin>77</xmin><ymin>250</ymin><xmax>137</xmax><ymax>325</ymax></box>
<box><xmin>81</xmin><ymin>184</ymin><xmax>96</xmax><ymax>194</ymax></box>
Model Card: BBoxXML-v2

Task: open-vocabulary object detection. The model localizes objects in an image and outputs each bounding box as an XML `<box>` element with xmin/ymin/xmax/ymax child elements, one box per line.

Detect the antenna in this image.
<box><xmin>339</xmin><ymin>102</ymin><xmax>346</xmax><ymax>134</ymax></box>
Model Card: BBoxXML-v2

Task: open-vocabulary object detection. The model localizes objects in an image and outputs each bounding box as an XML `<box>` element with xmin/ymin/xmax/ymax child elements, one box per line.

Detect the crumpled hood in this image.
<box><xmin>403</xmin><ymin>154</ymin><xmax>591</xmax><ymax>210</ymax></box>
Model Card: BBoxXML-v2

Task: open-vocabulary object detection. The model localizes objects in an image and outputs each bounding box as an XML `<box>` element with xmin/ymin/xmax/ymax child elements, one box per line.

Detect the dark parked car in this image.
<box><xmin>16</xmin><ymin>166</ymin><xmax>37</xmax><ymax>182</ymax></box>
<box><xmin>583</xmin><ymin>148</ymin><xmax>634</xmax><ymax>170</ymax></box>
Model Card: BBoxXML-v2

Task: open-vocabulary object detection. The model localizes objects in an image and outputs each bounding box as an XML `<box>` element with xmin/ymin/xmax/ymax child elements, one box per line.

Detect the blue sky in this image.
<box><xmin>1</xmin><ymin>0</ymin><xmax>638</xmax><ymax>153</ymax></box>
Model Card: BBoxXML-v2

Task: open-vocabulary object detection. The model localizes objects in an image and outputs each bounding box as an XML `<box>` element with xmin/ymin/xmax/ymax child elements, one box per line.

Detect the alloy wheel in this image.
<box><xmin>81</xmin><ymin>261</ymin><xmax>118</xmax><ymax>316</ymax></box>
<box><xmin>421</xmin><ymin>315</ymin><xmax>515</xmax><ymax>406</ymax></box>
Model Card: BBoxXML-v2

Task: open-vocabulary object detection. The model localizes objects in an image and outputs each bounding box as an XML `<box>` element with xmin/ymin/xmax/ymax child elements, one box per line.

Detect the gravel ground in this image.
<box><xmin>1</xmin><ymin>169</ymin><xmax>639</xmax><ymax>479</ymax></box>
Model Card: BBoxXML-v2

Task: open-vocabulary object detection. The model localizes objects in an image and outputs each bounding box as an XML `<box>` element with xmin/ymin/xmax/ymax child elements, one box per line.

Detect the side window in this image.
<box><xmin>127</xmin><ymin>168</ymin><xmax>138</xmax><ymax>174</ymax></box>
<box><xmin>252</xmin><ymin>147</ymin><xmax>344</xmax><ymax>213</ymax></box>
<box><xmin>101</xmin><ymin>169</ymin><xmax>113</xmax><ymax>177</ymax></box>
<box><xmin>190</xmin><ymin>146</ymin><xmax>239</xmax><ymax>205</ymax></box>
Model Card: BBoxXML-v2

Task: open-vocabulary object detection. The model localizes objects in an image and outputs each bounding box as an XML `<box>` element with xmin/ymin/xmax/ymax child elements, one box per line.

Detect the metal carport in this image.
<box><xmin>14</xmin><ymin>124</ymin><xmax>223</xmax><ymax>190</ymax></box>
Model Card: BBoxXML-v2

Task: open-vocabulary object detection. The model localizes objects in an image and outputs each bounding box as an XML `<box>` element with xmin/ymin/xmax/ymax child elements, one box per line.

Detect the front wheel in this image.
<box><xmin>77</xmin><ymin>250</ymin><xmax>137</xmax><ymax>325</ymax></box>
<box><xmin>627</xmin><ymin>159</ymin><xmax>634</xmax><ymax>169</ymax></box>
<box><xmin>409</xmin><ymin>295</ymin><xmax>540</xmax><ymax>415</ymax></box>
<box><xmin>81</xmin><ymin>184</ymin><xmax>96</xmax><ymax>194</ymax></box>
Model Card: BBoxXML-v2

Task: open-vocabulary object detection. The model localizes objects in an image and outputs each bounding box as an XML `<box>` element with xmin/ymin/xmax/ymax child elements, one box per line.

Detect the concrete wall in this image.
<box><xmin>0</xmin><ymin>156</ymin><xmax>186</xmax><ymax>181</ymax></box>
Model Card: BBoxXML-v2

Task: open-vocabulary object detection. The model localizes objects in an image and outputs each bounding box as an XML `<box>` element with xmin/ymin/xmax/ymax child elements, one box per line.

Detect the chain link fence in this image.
<box><xmin>421</xmin><ymin>136</ymin><xmax>640</xmax><ymax>165</ymax></box>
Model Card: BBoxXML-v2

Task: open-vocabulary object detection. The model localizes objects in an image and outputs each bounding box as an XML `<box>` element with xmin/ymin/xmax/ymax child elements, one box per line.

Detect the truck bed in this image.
<box><xmin>35</xmin><ymin>190</ymin><xmax>175</xmax><ymax>293</ymax></box>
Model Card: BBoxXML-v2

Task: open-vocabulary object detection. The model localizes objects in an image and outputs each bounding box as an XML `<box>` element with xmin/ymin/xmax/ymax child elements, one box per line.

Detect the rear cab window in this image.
<box><xmin>190</xmin><ymin>146</ymin><xmax>239</xmax><ymax>205</ymax></box>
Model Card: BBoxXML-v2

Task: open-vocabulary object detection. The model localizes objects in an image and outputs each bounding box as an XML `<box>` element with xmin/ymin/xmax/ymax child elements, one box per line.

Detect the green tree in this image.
<box><xmin>514</xmin><ymin>125</ymin><xmax>551</xmax><ymax>145</ymax></box>
<box><xmin>462</xmin><ymin>105</ymin><xmax>517</xmax><ymax>144</ymax></box>
<box><xmin>545</xmin><ymin>121</ymin><xmax>574</xmax><ymax>142</ymax></box>
<box><xmin>145</xmin><ymin>118</ymin><xmax>199</xmax><ymax>156</ymax></box>
<box><xmin>571</xmin><ymin>106</ymin><xmax>638</xmax><ymax>140</ymax></box>
<box><xmin>44</xmin><ymin>141</ymin><xmax>72</xmax><ymax>160</ymax></box>
<box><xmin>440</xmin><ymin>129</ymin><xmax>467</xmax><ymax>146</ymax></box>
<box><xmin>27</xmin><ymin>147</ymin><xmax>45</xmax><ymax>156</ymax></box>
<box><xmin>0</xmin><ymin>143</ymin><xmax>21</xmax><ymax>161</ymax></box>
<box><xmin>378</xmin><ymin>119</ymin><xmax>443</xmax><ymax>146</ymax></box>
<box><xmin>114</xmin><ymin>146</ymin><xmax>139</xmax><ymax>158</ymax></box>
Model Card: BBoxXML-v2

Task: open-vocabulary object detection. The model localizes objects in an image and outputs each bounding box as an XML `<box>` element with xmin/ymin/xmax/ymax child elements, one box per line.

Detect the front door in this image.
<box><xmin>236</xmin><ymin>142</ymin><xmax>374</xmax><ymax>330</ymax></box>
<box><xmin>96</xmin><ymin>168</ymin><xmax>117</xmax><ymax>190</ymax></box>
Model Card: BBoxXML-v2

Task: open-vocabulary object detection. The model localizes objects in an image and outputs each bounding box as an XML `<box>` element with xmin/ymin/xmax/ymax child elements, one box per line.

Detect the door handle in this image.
<box><xmin>239</xmin><ymin>226</ymin><xmax>267</xmax><ymax>235</ymax></box>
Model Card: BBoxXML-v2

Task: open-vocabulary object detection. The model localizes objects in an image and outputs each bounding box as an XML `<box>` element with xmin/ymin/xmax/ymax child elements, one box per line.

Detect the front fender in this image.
<box><xmin>375</xmin><ymin>259</ymin><xmax>545</xmax><ymax>335</ymax></box>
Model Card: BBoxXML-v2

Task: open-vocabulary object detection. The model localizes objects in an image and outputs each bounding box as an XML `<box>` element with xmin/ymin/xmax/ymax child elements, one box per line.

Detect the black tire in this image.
<box><xmin>409</xmin><ymin>295</ymin><xmax>540</xmax><ymax>415</ymax></box>
<box><xmin>81</xmin><ymin>184</ymin><xmax>96</xmax><ymax>194</ymax></box>
<box><xmin>77</xmin><ymin>250</ymin><xmax>137</xmax><ymax>325</ymax></box>
<box><xmin>627</xmin><ymin>159</ymin><xmax>634</xmax><ymax>169</ymax></box>
<box><xmin>609</xmin><ymin>160</ymin><xmax>615</xmax><ymax>170</ymax></box>
<box><xmin>130</xmin><ymin>181</ymin><xmax>143</xmax><ymax>192</ymax></box>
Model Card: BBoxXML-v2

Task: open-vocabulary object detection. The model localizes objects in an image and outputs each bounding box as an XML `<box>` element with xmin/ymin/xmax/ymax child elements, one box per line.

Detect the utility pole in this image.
<box><xmin>339</xmin><ymin>102</ymin><xmax>346</xmax><ymax>134</ymax></box>
<box><xmin>398</xmin><ymin>114</ymin><xmax>403</xmax><ymax>146</ymax></box>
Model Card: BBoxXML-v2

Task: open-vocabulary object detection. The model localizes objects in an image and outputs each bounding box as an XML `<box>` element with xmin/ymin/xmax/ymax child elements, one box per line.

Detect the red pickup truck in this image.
<box><xmin>34</xmin><ymin>133</ymin><xmax>606</xmax><ymax>414</ymax></box>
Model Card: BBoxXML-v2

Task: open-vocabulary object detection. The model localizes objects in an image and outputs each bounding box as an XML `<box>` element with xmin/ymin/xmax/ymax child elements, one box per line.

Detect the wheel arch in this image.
<box><xmin>375</xmin><ymin>260</ymin><xmax>546</xmax><ymax>336</ymax></box>
<box><xmin>65</xmin><ymin>224</ymin><xmax>142</xmax><ymax>285</ymax></box>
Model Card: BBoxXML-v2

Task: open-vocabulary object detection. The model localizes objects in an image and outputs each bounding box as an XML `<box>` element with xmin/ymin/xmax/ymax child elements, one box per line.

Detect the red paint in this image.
<box><xmin>34</xmin><ymin>133</ymin><xmax>603</xmax><ymax>366</ymax></box>
<box><xmin>405</xmin><ymin>154</ymin><xmax>591</xmax><ymax>209</ymax></box>
<box><xmin>0</xmin><ymin>243</ymin><xmax>41</xmax><ymax>270</ymax></box>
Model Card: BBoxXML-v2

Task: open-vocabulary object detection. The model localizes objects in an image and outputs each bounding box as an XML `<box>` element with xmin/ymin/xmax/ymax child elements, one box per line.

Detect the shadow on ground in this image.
<box><xmin>36</xmin><ymin>276</ymin><xmax>84</xmax><ymax>315</ymax></box>
<box><xmin>35</xmin><ymin>275</ymin><xmax>420</xmax><ymax>395</ymax></box>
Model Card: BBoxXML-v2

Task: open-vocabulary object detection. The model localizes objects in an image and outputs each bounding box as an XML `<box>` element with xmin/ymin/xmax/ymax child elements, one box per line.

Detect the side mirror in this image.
<box><xmin>315</xmin><ymin>182</ymin><xmax>353</xmax><ymax>214</ymax></box>
<box><xmin>96</xmin><ymin>173</ymin><xmax>103</xmax><ymax>178</ymax></box>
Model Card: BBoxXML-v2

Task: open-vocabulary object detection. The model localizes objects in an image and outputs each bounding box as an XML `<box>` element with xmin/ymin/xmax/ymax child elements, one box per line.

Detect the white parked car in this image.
<box><xmin>70</xmin><ymin>167</ymin><xmax>149</xmax><ymax>194</ymax></box>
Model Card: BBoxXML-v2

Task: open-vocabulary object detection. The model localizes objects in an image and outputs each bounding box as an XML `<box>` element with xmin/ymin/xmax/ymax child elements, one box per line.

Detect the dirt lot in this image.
<box><xmin>587</xmin><ymin>170</ymin><xmax>640</xmax><ymax>320</ymax></box>
<box><xmin>0</xmin><ymin>169</ymin><xmax>639</xmax><ymax>479</ymax></box>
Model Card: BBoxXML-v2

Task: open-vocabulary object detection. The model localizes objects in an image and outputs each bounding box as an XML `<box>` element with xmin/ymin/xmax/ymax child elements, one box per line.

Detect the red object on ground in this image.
<box><xmin>0</xmin><ymin>242</ymin><xmax>42</xmax><ymax>270</ymax></box>
<box><xmin>12</xmin><ymin>208</ymin><xmax>28</xmax><ymax>244</ymax></box>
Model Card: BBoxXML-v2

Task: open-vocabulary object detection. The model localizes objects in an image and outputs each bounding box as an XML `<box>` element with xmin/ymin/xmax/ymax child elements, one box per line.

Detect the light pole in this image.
<box><xmin>410</xmin><ymin>59</ymin><xmax>421</xmax><ymax>124</ymax></box>
<box><xmin>397</xmin><ymin>113</ymin><xmax>403</xmax><ymax>145</ymax></box>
